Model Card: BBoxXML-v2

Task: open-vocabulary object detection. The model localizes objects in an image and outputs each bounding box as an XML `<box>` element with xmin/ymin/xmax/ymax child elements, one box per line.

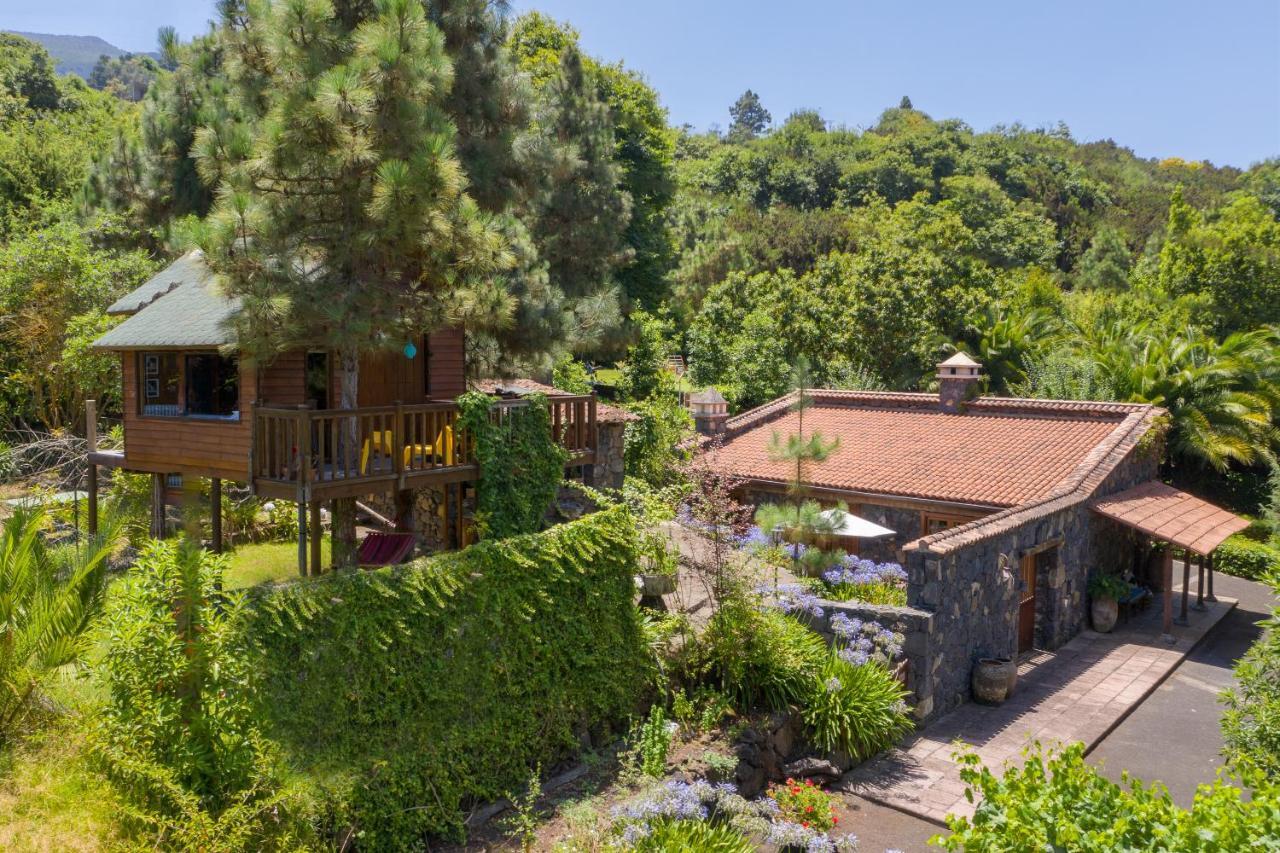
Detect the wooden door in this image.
<box><xmin>1018</xmin><ymin>553</ymin><xmax>1038</xmax><ymax>653</ymax></box>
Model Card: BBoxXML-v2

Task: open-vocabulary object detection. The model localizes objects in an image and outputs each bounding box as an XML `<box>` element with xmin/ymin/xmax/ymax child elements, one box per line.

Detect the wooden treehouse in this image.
<box><xmin>86</xmin><ymin>250</ymin><xmax>598</xmax><ymax>572</ymax></box>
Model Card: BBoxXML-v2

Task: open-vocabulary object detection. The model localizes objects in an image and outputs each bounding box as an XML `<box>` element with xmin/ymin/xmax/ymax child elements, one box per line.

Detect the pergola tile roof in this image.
<box><xmin>1090</xmin><ymin>481</ymin><xmax>1249</xmax><ymax>555</ymax></box>
<box><xmin>712</xmin><ymin>393</ymin><xmax>1148</xmax><ymax>508</ymax></box>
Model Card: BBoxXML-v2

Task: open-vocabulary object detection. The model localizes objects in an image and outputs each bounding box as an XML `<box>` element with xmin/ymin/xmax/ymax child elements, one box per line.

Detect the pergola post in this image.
<box><xmin>210</xmin><ymin>477</ymin><xmax>223</xmax><ymax>554</ymax></box>
<box><xmin>1194</xmin><ymin>552</ymin><xmax>1207</xmax><ymax>611</ymax></box>
<box><xmin>1206</xmin><ymin>552</ymin><xmax>1217</xmax><ymax>602</ymax></box>
<box><xmin>1161</xmin><ymin>545</ymin><xmax>1175</xmax><ymax>643</ymax></box>
<box><xmin>1176</xmin><ymin>548</ymin><xmax>1191</xmax><ymax>626</ymax></box>
<box><xmin>297</xmin><ymin>501</ymin><xmax>307</xmax><ymax>577</ymax></box>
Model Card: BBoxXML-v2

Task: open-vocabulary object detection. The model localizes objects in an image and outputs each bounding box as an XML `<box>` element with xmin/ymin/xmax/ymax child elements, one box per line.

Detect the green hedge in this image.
<box><xmin>1215</xmin><ymin>534</ymin><xmax>1280</xmax><ymax>581</ymax></box>
<box><xmin>239</xmin><ymin>506</ymin><xmax>649</xmax><ymax>847</ymax></box>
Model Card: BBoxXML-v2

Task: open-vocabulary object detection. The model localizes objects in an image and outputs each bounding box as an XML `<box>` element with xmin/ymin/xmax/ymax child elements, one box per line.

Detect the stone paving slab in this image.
<box><xmin>839</xmin><ymin>595</ymin><xmax>1238</xmax><ymax>825</ymax></box>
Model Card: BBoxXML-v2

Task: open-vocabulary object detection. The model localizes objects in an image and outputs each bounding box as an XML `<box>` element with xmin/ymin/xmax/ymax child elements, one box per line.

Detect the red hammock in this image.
<box><xmin>357</xmin><ymin>532</ymin><xmax>416</xmax><ymax>568</ymax></box>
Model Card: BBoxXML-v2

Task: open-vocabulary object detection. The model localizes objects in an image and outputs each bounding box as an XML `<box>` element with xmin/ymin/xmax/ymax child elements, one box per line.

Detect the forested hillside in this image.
<box><xmin>0</xmin><ymin>9</ymin><xmax>1278</xmax><ymax>507</ymax></box>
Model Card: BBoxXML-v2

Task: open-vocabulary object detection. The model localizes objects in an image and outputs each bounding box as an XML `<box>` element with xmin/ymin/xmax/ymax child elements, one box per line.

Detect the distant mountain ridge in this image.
<box><xmin>7</xmin><ymin>31</ymin><xmax>159</xmax><ymax>79</ymax></box>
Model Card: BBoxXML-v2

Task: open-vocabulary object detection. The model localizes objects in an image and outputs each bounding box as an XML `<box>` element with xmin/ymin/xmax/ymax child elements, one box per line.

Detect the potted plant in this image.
<box><xmin>637</xmin><ymin>529</ymin><xmax>678</xmax><ymax>599</ymax></box>
<box><xmin>1088</xmin><ymin>573</ymin><xmax>1129</xmax><ymax>633</ymax></box>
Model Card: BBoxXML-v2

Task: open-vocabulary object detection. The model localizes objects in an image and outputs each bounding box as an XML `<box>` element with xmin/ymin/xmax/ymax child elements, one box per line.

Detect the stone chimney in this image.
<box><xmin>689</xmin><ymin>387</ymin><xmax>729</xmax><ymax>436</ymax></box>
<box><xmin>937</xmin><ymin>352</ymin><xmax>983</xmax><ymax>413</ymax></box>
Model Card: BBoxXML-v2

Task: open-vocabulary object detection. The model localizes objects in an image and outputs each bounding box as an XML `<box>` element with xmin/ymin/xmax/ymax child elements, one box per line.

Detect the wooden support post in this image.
<box><xmin>150</xmin><ymin>473</ymin><xmax>166</xmax><ymax>540</ymax></box>
<box><xmin>1176</xmin><ymin>549</ymin><xmax>1190</xmax><ymax>625</ymax></box>
<box><xmin>297</xmin><ymin>501</ymin><xmax>307</xmax><ymax>577</ymax></box>
<box><xmin>85</xmin><ymin>399</ymin><xmax>98</xmax><ymax>537</ymax></box>
<box><xmin>394</xmin><ymin>489</ymin><xmax>414</xmax><ymax>533</ymax></box>
<box><xmin>210</xmin><ymin>477</ymin><xmax>223</xmax><ymax>554</ymax></box>
<box><xmin>310</xmin><ymin>501</ymin><xmax>322</xmax><ymax>576</ymax></box>
<box><xmin>1207</xmin><ymin>552</ymin><xmax>1217</xmax><ymax>602</ymax></box>
<box><xmin>1161</xmin><ymin>546</ymin><xmax>1174</xmax><ymax>643</ymax></box>
<box><xmin>1194</xmin><ymin>552</ymin><xmax>1206</xmax><ymax>610</ymax></box>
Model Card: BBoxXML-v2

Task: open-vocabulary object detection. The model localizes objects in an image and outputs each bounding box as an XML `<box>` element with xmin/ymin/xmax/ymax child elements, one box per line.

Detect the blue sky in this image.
<box><xmin>8</xmin><ymin>0</ymin><xmax>1278</xmax><ymax>167</ymax></box>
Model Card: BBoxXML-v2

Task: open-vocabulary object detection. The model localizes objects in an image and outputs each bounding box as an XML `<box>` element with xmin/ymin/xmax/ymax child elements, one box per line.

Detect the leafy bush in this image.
<box><xmin>457</xmin><ymin>390</ymin><xmax>569</xmax><ymax>539</ymax></box>
<box><xmin>692</xmin><ymin>603</ymin><xmax>827</xmax><ymax>712</ymax></box>
<box><xmin>240</xmin><ymin>506</ymin><xmax>648</xmax><ymax>846</ymax></box>
<box><xmin>1223</xmin><ymin>577</ymin><xmax>1280</xmax><ymax>778</ymax></box>
<box><xmin>801</xmin><ymin>652</ymin><xmax>912</xmax><ymax>760</ymax></box>
<box><xmin>623</xmin><ymin>382</ymin><xmax>693</xmax><ymax>487</ymax></box>
<box><xmin>551</xmin><ymin>353</ymin><xmax>592</xmax><ymax>394</ymax></box>
<box><xmin>1088</xmin><ymin>572</ymin><xmax>1131</xmax><ymax>600</ymax></box>
<box><xmin>263</xmin><ymin>500</ymin><xmax>298</xmax><ymax>542</ymax></box>
<box><xmin>1214</xmin><ymin>534</ymin><xmax>1280</xmax><ymax>580</ymax></box>
<box><xmin>624</xmin><ymin>703</ymin><xmax>677</xmax><ymax>779</ymax></box>
<box><xmin>92</xmin><ymin>540</ymin><xmax>304</xmax><ymax>850</ymax></box>
<box><xmin>937</xmin><ymin>743</ymin><xmax>1280</xmax><ymax>850</ymax></box>
<box><xmin>0</xmin><ymin>507</ymin><xmax>116</xmax><ymax>740</ymax></box>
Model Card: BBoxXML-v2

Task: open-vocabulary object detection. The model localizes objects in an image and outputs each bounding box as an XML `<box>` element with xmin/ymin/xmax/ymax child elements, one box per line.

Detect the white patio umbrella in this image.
<box><xmin>817</xmin><ymin>508</ymin><xmax>895</xmax><ymax>539</ymax></box>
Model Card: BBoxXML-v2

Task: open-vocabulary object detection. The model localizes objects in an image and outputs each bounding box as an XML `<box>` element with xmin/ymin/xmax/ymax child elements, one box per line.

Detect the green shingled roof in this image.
<box><xmin>94</xmin><ymin>251</ymin><xmax>239</xmax><ymax>350</ymax></box>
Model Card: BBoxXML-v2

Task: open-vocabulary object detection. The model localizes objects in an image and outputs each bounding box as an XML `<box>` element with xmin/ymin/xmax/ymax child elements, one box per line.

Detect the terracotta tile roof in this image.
<box><xmin>1090</xmin><ymin>481</ymin><xmax>1249</xmax><ymax>555</ymax></box>
<box><xmin>470</xmin><ymin>378</ymin><xmax>638</xmax><ymax>424</ymax></box>
<box><xmin>713</xmin><ymin>390</ymin><xmax>1158</xmax><ymax>510</ymax></box>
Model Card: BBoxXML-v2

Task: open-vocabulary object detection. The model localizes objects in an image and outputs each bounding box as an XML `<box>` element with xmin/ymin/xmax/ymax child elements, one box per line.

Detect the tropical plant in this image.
<box><xmin>800</xmin><ymin>651</ymin><xmax>912</xmax><ymax>760</ymax></box>
<box><xmin>1087</xmin><ymin>573</ymin><xmax>1131</xmax><ymax>601</ymax></box>
<box><xmin>1079</xmin><ymin>321</ymin><xmax>1280</xmax><ymax>472</ymax></box>
<box><xmin>0</xmin><ymin>507</ymin><xmax>118</xmax><ymax>739</ymax></box>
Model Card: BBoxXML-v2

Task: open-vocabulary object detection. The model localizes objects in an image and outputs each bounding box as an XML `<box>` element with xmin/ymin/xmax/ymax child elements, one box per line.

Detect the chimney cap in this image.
<box><xmin>939</xmin><ymin>351</ymin><xmax>981</xmax><ymax>369</ymax></box>
<box><xmin>689</xmin><ymin>387</ymin><xmax>727</xmax><ymax>405</ymax></box>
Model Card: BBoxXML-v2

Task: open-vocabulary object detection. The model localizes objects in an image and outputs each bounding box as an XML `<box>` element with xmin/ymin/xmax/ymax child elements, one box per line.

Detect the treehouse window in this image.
<box><xmin>139</xmin><ymin>352</ymin><xmax>181</xmax><ymax>416</ymax></box>
<box><xmin>185</xmin><ymin>353</ymin><xmax>240</xmax><ymax>418</ymax></box>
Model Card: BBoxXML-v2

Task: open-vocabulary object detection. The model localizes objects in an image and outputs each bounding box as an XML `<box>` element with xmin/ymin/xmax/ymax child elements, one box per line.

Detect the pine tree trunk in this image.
<box><xmin>332</xmin><ymin>347</ymin><xmax>360</xmax><ymax>568</ymax></box>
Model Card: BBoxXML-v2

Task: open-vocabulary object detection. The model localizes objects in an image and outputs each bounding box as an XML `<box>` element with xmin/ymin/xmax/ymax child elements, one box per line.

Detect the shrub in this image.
<box><xmin>936</xmin><ymin>743</ymin><xmax>1280</xmax><ymax>850</ymax></box>
<box><xmin>92</xmin><ymin>539</ymin><xmax>304</xmax><ymax>850</ymax></box>
<box><xmin>240</xmin><ymin>506</ymin><xmax>648</xmax><ymax>847</ymax></box>
<box><xmin>551</xmin><ymin>354</ymin><xmax>592</xmax><ymax>394</ymax></box>
<box><xmin>624</xmin><ymin>703</ymin><xmax>677</xmax><ymax>779</ymax></box>
<box><xmin>1215</xmin><ymin>534</ymin><xmax>1280</xmax><ymax>580</ymax></box>
<box><xmin>1223</xmin><ymin>576</ymin><xmax>1280</xmax><ymax>778</ymax></box>
<box><xmin>692</xmin><ymin>603</ymin><xmax>827</xmax><ymax>712</ymax></box>
<box><xmin>801</xmin><ymin>651</ymin><xmax>913</xmax><ymax>760</ymax></box>
<box><xmin>623</xmin><ymin>381</ymin><xmax>693</xmax><ymax>487</ymax></box>
<box><xmin>0</xmin><ymin>507</ymin><xmax>117</xmax><ymax>740</ymax></box>
<box><xmin>631</xmin><ymin>818</ymin><xmax>756</xmax><ymax>852</ymax></box>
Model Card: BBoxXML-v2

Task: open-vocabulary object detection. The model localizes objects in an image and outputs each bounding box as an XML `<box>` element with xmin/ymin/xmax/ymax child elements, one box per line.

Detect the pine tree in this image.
<box><xmin>728</xmin><ymin>89</ymin><xmax>770</xmax><ymax>141</ymax></box>
<box><xmin>200</xmin><ymin>0</ymin><xmax>510</xmax><ymax>563</ymax></box>
<box><xmin>517</xmin><ymin>45</ymin><xmax>632</xmax><ymax>359</ymax></box>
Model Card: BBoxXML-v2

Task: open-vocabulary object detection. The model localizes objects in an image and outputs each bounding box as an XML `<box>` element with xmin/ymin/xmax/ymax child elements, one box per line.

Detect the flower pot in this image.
<box><xmin>638</xmin><ymin>573</ymin><xmax>676</xmax><ymax>597</ymax></box>
<box><xmin>996</xmin><ymin>656</ymin><xmax>1017</xmax><ymax>697</ymax></box>
<box><xmin>1092</xmin><ymin>596</ymin><xmax>1119</xmax><ymax>633</ymax></box>
<box><xmin>972</xmin><ymin>658</ymin><xmax>1013</xmax><ymax>705</ymax></box>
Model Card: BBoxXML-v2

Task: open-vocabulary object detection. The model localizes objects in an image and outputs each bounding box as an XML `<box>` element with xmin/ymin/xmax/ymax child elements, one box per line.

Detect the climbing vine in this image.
<box><xmin>457</xmin><ymin>390</ymin><xmax>570</xmax><ymax>540</ymax></box>
<box><xmin>239</xmin><ymin>507</ymin><xmax>648</xmax><ymax>846</ymax></box>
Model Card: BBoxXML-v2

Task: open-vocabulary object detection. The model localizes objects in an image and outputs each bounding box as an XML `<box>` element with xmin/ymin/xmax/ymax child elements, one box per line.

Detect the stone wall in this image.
<box><xmin>806</xmin><ymin>598</ymin><xmax>938</xmax><ymax>719</ymax></box>
<box><xmin>594</xmin><ymin>420</ymin><xmax>626</xmax><ymax>489</ymax></box>
<box><xmin>363</xmin><ymin>486</ymin><xmax>450</xmax><ymax>554</ymax></box>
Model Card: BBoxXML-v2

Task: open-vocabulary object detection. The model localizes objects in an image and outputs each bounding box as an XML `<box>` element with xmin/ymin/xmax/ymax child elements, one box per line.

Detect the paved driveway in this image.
<box><xmin>1088</xmin><ymin>572</ymin><xmax>1276</xmax><ymax>806</ymax></box>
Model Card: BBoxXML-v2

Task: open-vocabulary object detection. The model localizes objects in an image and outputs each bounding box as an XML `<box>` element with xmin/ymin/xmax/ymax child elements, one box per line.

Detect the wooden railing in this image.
<box><xmin>251</xmin><ymin>395</ymin><xmax>595</xmax><ymax>495</ymax></box>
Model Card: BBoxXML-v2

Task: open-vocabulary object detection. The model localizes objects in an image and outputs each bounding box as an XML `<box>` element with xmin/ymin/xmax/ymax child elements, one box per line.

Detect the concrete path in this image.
<box><xmin>1089</xmin><ymin>573</ymin><xmax>1275</xmax><ymax>806</ymax></box>
<box><xmin>840</xmin><ymin>590</ymin><xmax>1237</xmax><ymax>824</ymax></box>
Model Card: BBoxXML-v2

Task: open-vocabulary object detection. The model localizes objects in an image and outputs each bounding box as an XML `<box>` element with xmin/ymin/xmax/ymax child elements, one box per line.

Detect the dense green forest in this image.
<box><xmin>1</xmin><ymin>7</ymin><xmax>1278</xmax><ymax>506</ymax></box>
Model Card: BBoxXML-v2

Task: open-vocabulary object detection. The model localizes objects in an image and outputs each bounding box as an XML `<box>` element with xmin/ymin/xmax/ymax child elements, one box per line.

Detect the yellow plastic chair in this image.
<box><xmin>404</xmin><ymin>425</ymin><xmax>455</xmax><ymax>467</ymax></box>
<box><xmin>359</xmin><ymin>430</ymin><xmax>394</xmax><ymax>474</ymax></box>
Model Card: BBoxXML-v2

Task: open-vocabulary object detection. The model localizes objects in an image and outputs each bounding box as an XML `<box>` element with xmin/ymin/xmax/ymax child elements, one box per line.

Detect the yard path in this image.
<box><xmin>841</xmin><ymin>586</ymin><xmax>1237</xmax><ymax>825</ymax></box>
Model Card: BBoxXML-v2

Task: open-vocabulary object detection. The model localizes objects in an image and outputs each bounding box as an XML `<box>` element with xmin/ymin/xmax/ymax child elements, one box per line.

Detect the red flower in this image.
<box><xmin>806</xmin><ymin>805</ymin><xmax>814</xmax><ymax>813</ymax></box>
<box><xmin>833</xmin><ymin>816</ymin><xmax>839</xmax><ymax>824</ymax></box>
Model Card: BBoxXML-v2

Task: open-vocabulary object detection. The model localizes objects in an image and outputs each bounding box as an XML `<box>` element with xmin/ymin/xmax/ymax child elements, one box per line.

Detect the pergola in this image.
<box><xmin>1091</xmin><ymin>481</ymin><xmax>1248</xmax><ymax>642</ymax></box>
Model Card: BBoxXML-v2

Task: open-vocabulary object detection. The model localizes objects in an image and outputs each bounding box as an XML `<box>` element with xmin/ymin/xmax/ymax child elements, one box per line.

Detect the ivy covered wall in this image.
<box><xmin>239</xmin><ymin>506</ymin><xmax>648</xmax><ymax>847</ymax></box>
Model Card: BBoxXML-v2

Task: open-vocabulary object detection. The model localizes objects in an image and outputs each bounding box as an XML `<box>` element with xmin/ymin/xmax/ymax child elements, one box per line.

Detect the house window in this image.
<box><xmin>922</xmin><ymin>511</ymin><xmax>977</xmax><ymax>535</ymax></box>
<box><xmin>140</xmin><ymin>352</ymin><xmax>181</xmax><ymax>416</ymax></box>
<box><xmin>139</xmin><ymin>352</ymin><xmax>240</xmax><ymax>419</ymax></box>
<box><xmin>185</xmin><ymin>353</ymin><xmax>240</xmax><ymax>418</ymax></box>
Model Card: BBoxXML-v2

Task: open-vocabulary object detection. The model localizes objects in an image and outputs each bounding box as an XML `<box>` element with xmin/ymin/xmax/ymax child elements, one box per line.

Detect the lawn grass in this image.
<box><xmin>224</xmin><ymin>539</ymin><xmax>331</xmax><ymax>589</ymax></box>
<box><xmin>0</xmin><ymin>724</ymin><xmax>128</xmax><ymax>851</ymax></box>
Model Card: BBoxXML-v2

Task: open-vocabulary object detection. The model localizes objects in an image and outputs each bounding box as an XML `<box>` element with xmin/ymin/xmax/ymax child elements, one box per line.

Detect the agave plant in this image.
<box><xmin>0</xmin><ymin>507</ymin><xmax>119</xmax><ymax>738</ymax></box>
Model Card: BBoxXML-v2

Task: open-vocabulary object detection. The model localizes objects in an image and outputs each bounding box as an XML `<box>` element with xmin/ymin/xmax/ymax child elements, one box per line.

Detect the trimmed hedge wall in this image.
<box><xmin>1216</xmin><ymin>535</ymin><xmax>1280</xmax><ymax>581</ymax></box>
<box><xmin>240</xmin><ymin>506</ymin><xmax>649</xmax><ymax>847</ymax></box>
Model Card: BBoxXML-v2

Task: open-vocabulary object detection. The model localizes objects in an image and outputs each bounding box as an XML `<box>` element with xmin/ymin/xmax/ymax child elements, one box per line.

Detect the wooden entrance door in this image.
<box><xmin>1018</xmin><ymin>553</ymin><xmax>1038</xmax><ymax>653</ymax></box>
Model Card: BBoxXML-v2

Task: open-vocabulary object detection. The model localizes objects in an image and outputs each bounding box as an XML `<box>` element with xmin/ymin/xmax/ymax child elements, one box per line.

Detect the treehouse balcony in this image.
<box><xmin>249</xmin><ymin>395</ymin><xmax>598</xmax><ymax>502</ymax></box>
